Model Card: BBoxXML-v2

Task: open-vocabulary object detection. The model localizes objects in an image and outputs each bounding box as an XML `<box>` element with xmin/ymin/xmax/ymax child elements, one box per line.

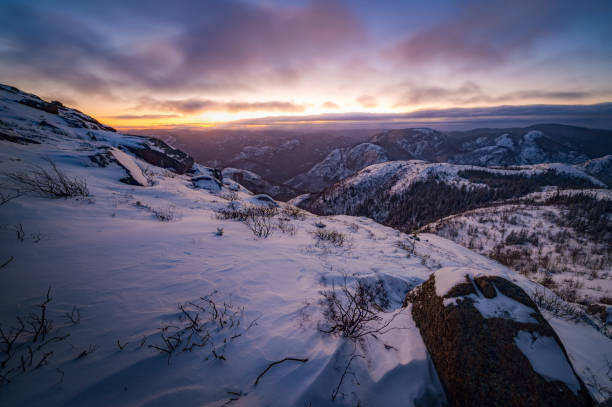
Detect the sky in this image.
<box><xmin>1</xmin><ymin>0</ymin><xmax>611</xmax><ymax>130</ymax></box>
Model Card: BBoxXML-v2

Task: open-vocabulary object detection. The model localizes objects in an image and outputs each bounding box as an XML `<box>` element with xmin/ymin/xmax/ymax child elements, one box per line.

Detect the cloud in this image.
<box><xmin>322</xmin><ymin>101</ymin><xmax>339</xmax><ymax>109</ymax></box>
<box><xmin>136</xmin><ymin>97</ymin><xmax>305</xmax><ymax>113</ymax></box>
<box><xmin>356</xmin><ymin>95</ymin><xmax>378</xmax><ymax>108</ymax></box>
<box><xmin>220</xmin><ymin>103</ymin><xmax>612</xmax><ymax>131</ymax></box>
<box><xmin>0</xmin><ymin>0</ymin><xmax>364</xmax><ymax>94</ymax></box>
<box><xmin>104</xmin><ymin>114</ymin><xmax>180</xmax><ymax>120</ymax></box>
<box><xmin>393</xmin><ymin>81</ymin><xmax>604</xmax><ymax>107</ymax></box>
<box><xmin>385</xmin><ymin>1</ymin><xmax>587</xmax><ymax>68</ymax></box>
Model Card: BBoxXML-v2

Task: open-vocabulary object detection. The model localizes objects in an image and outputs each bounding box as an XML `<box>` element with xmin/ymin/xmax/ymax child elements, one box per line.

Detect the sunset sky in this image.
<box><xmin>1</xmin><ymin>0</ymin><xmax>611</xmax><ymax>129</ymax></box>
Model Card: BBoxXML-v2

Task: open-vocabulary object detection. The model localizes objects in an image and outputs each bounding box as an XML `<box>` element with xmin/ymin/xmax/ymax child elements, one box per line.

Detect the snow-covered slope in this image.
<box><xmin>296</xmin><ymin>159</ymin><xmax>606</xmax><ymax>231</ymax></box>
<box><xmin>423</xmin><ymin>189</ymin><xmax>612</xmax><ymax>334</ymax></box>
<box><xmin>221</xmin><ymin>167</ymin><xmax>301</xmax><ymax>201</ymax></box>
<box><xmin>286</xmin><ymin>143</ymin><xmax>388</xmax><ymax>192</ymax></box>
<box><xmin>580</xmin><ymin>155</ymin><xmax>612</xmax><ymax>187</ymax></box>
<box><xmin>280</xmin><ymin>125</ymin><xmax>612</xmax><ymax>193</ymax></box>
<box><xmin>1</xmin><ymin>85</ymin><xmax>611</xmax><ymax>405</ymax></box>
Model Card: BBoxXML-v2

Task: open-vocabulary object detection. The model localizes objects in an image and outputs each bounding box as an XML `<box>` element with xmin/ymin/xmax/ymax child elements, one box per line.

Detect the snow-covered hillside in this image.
<box><xmin>279</xmin><ymin>125</ymin><xmax>612</xmax><ymax>192</ymax></box>
<box><xmin>296</xmin><ymin>159</ymin><xmax>606</xmax><ymax>231</ymax></box>
<box><xmin>423</xmin><ymin>190</ymin><xmax>612</xmax><ymax>335</ymax></box>
<box><xmin>287</xmin><ymin>143</ymin><xmax>388</xmax><ymax>192</ymax></box>
<box><xmin>1</xmin><ymin>85</ymin><xmax>611</xmax><ymax>405</ymax></box>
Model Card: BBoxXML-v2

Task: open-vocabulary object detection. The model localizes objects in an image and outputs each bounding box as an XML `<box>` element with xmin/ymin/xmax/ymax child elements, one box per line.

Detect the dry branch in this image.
<box><xmin>254</xmin><ymin>357</ymin><xmax>308</xmax><ymax>386</ymax></box>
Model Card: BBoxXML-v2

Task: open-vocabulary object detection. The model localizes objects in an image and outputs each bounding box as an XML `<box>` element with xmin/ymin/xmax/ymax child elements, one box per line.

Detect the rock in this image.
<box><xmin>89</xmin><ymin>151</ymin><xmax>113</xmax><ymax>167</ymax></box>
<box><xmin>124</xmin><ymin>137</ymin><xmax>194</xmax><ymax>174</ymax></box>
<box><xmin>248</xmin><ymin>194</ymin><xmax>278</xmax><ymax>207</ymax></box>
<box><xmin>18</xmin><ymin>99</ymin><xmax>60</xmax><ymax>114</ymax></box>
<box><xmin>406</xmin><ymin>267</ymin><xmax>594</xmax><ymax>407</ymax></box>
<box><xmin>191</xmin><ymin>175</ymin><xmax>222</xmax><ymax>192</ymax></box>
<box><xmin>0</xmin><ymin>130</ymin><xmax>40</xmax><ymax>145</ymax></box>
<box><xmin>587</xmin><ymin>303</ymin><xmax>608</xmax><ymax>323</ymax></box>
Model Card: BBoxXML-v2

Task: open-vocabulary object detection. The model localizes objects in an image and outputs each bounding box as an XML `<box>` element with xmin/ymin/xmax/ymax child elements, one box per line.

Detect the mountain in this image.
<box><xmin>295</xmin><ymin>160</ymin><xmax>606</xmax><ymax>231</ymax></box>
<box><xmin>285</xmin><ymin>125</ymin><xmax>612</xmax><ymax>192</ymax></box>
<box><xmin>139</xmin><ymin>127</ymin><xmax>376</xmax><ymax>184</ymax></box>
<box><xmin>1</xmin><ymin>84</ymin><xmax>611</xmax><ymax>406</ymax></box>
<box><xmin>580</xmin><ymin>155</ymin><xmax>612</xmax><ymax>187</ymax></box>
<box><xmin>286</xmin><ymin>142</ymin><xmax>388</xmax><ymax>192</ymax></box>
<box><xmin>221</xmin><ymin>167</ymin><xmax>302</xmax><ymax>201</ymax></box>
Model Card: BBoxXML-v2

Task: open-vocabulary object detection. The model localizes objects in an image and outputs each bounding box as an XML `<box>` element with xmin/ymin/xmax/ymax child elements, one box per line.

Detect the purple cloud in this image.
<box><xmin>385</xmin><ymin>1</ymin><xmax>581</xmax><ymax>68</ymax></box>
<box><xmin>136</xmin><ymin>97</ymin><xmax>305</xmax><ymax>113</ymax></box>
<box><xmin>356</xmin><ymin>95</ymin><xmax>378</xmax><ymax>108</ymax></box>
<box><xmin>0</xmin><ymin>0</ymin><xmax>364</xmax><ymax>94</ymax></box>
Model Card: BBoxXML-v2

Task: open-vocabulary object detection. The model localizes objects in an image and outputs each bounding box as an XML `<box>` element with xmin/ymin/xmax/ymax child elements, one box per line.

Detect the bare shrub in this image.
<box><xmin>319</xmin><ymin>277</ymin><xmax>397</xmax><ymax>341</ymax></box>
<box><xmin>505</xmin><ymin>228</ymin><xmax>539</xmax><ymax>246</ymax></box>
<box><xmin>6</xmin><ymin>158</ymin><xmax>88</xmax><ymax>199</ymax></box>
<box><xmin>313</xmin><ymin>229</ymin><xmax>347</xmax><ymax>247</ymax></box>
<box><xmin>276</xmin><ymin>218</ymin><xmax>296</xmax><ymax>235</ymax></box>
<box><xmin>599</xmin><ymin>297</ymin><xmax>612</xmax><ymax>305</ymax></box>
<box><xmin>146</xmin><ymin>294</ymin><xmax>246</xmax><ymax>364</ymax></box>
<box><xmin>0</xmin><ymin>287</ymin><xmax>75</xmax><ymax>387</ymax></box>
<box><xmin>394</xmin><ymin>239</ymin><xmax>415</xmax><ymax>256</ymax></box>
<box><xmin>0</xmin><ymin>188</ymin><xmax>24</xmax><ymax>206</ymax></box>
<box><xmin>347</xmin><ymin>223</ymin><xmax>359</xmax><ymax>233</ymax></box>
<box><xmin>281</xmin><ymin>205</ymin><xmax>305</xmax><ymax>220</ymax></box>
<box><xmin>134</xmin><ymin>201</ymin><xmax>178</xmax><ymax>221</ymax></box>
<box><xmin>215</xmin><ymin>206</ymin><xmax>278</xmax><ymax>238</ymax></box>
<box><xmin>244</xmin><ymin>208</ymin><xmax>276</xmax><ymax>238</ymax></box>
<box><xmin>151</xmin><ymin>205</ymin><xmax>178</xmax><ymax>222</ymax></box>
<box><xmin>531</xmin><ymin>286</ymin><xmax>583</xmax><ymax>320</ymax></box>
<box><xmin>219</xmin><ymin>191</ymin><xmax>238</xmax><ymax>201</ymax></box>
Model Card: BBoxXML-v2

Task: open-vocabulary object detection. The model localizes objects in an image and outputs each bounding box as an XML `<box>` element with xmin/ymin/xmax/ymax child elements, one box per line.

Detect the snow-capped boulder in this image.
<box><xmin>124</xmin><ymin>137</ymin><xmax>194</xmax><ymax>174</ymax></box>
<box><xmin>191</xmin><ymin>175</ymin><xmax>222</xmax><ymax>192</ymax></box>
<box><xmin>247</xmin><ymin>194</ymin><xmax>278</xmax><ymax>207</ymax></box>
<box><xmin>406</xmin><ymin>267</ymin><xmax>593</xmax><ymax>407</ymax></box>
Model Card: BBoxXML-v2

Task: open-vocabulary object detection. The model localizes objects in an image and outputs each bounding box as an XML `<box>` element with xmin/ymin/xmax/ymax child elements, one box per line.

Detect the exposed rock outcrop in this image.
<box><xmin>124</xmin><ymin>137</ymin><xmax>194</xmax><ymax>174</ymax></box>
<box><xmin>406</xmin><ymin>267</ymin><xmax>593</xmax><ymax>407</ymax></box>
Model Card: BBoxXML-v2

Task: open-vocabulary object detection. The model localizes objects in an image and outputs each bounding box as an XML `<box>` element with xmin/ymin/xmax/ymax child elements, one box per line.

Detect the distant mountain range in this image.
<box><xmin>286</xmin><ymin>125</ymin><xmax>612</xmax><ymax>192</ymax></box>
<box><xmin>293</xmin><ymin>159</ymin><xmax>608</xmax><ymax>232</ymax></box>
<box><xmin>144</xmin><ymin>123</ymin><xmax>612</xmax><ymax>197</ymax></box>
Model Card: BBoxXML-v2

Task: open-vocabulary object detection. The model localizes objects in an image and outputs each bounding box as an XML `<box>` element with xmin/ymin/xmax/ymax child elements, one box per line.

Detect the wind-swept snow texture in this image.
<box><xmin>0</xmin><ymin>84</ymin><xmax>611</xmax><ymax>405</ymax></box>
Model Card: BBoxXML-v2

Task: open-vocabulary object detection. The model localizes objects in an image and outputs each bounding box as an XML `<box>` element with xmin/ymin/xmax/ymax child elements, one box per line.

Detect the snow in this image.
<box><xmin>1</xmin><ymin>85</ymin><xmax>611</xmax><ymax>405</ymax></box>
<box><xmin>433</xmin><ymin>266</ymin><xmax>514</xmax><ymax>298</ymax></box>
<box><xmin>0</xmin><ymin>88</ymin><xmax>451</xmax><ymax>405</ymax></box>
<box><xmin>109</xmin><ymin>148</ymin><xmax>148</xmax><ymax>186</ymax></box>
<box><xmin>514</xmin><ymin>331</ymin><xmax>581</xmax><ymax>393</ymax></box>
<box><xmin>471</xmin><ymin>286</ymin><xmax>537</xmax><ymax>323</ymax></box>
<box><xmin>191</xmin><ymin>175</ymin><xmax>222</xmax><ymax>192</ymax></box>
<box><xmin>549</xmin><ymin>315</ymin><xmax>612</xmax><ymax>402</ymax></box>
<box><xmin>0</xmin><ymin>145</ymin><xmax>446</xmax><ymax>405</ymax></box>
<box><xmin>425</xmin><ymin>193</ymin><xmax>612</xmax><ymax>304</ymax></box>
<box><xmin>286</xmin><ymin>143</ymin><xmax>387</xmax><ymax>192</ymax></box>
<box><xmin>495</xmin><ymin>133</ymin><xmax>514</xmax><ymax>148</ymax></box>
<box><xmin>434</xmin><ymin>267</ymin><xmax>538</xmax><ymax>323</ymax></box>
<box><xmin>434</xmin><ymin>267</ymin><xmax>473</xmax><ymax>298</ymax></box>
<box><xmin>247</xmin><ymin>194</ymin><xmax>278</xmax><ymax>206</ymax></box>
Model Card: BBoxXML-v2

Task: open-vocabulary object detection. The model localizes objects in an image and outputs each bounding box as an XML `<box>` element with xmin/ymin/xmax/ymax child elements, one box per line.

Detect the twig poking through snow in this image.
<box><xmin>0</xmin><ymin>256</ymin><xmax>14</xmax><ymax>270</ymax></box>
<box><xmin>332</xmin><ymin>353</ymin><xmax>364</xmax><ymax>401</ymax></box>
<box><xmin>254</xmin><ymin>357</ymin><xmax>308</xmax><ymax>386</ymax></box>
